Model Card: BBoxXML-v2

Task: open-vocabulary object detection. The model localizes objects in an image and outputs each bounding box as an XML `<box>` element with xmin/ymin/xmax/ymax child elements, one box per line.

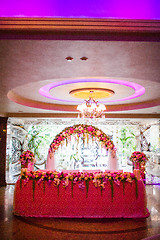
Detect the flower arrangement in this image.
<box><xmin>19</xmin><ymin>150</ymin><xmax>36</xmax><ymax>168</ymax></box>
<box><xmin>20</xmin><ymin>169</ymin><xmax>138</xmax><ymax>200</ymax></box>
<box><xmin>49</xmin><ymin>124</ymin><xmax>116</xmax><ymax>155</ymax></box>
<box><xmin>130</xmin><ymin>151</ymin><xmax>148</xmax><ymax>165</ymax></box>
<box><xmin>130</xmin><ymin>151</ymin><xmax>148</xmax><ymax>179</ymax></box>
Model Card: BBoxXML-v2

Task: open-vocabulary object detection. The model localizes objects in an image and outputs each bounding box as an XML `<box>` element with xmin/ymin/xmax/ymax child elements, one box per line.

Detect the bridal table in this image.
<box><xmin>13</xmin><ymin>170</ymin><xmax>149</xmax><ymax>218</ymax></box>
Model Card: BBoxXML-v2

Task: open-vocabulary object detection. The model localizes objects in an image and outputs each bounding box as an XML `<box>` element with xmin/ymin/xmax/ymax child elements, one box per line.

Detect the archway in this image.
<box><xmin>46</xmin><ymin>124</ymin><xmax>117</xmax><ymax>170</ymax></box>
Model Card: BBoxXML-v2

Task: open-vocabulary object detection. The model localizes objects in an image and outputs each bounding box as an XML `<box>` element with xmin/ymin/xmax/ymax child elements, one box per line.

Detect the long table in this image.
<box><xmin>13</xmin><ymin>171</ymin><xmax>149</xmax><ymax>218</ymax></box>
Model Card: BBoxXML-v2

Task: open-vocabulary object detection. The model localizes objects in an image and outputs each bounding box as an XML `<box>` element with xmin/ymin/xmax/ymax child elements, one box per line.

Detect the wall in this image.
<box><xmin>0</xmin><ymin>117</ymin><xmax>8</xmax><ymax>186</ymax></box>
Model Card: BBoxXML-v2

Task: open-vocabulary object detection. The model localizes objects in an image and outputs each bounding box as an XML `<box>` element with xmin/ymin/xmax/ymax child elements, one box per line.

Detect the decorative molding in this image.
<box><xmin>0</xmin><ymin>17</ymin><xmax>160</xmax><ymax>32</ymax></box>
<box><xmin>7</xmin><ymin>89</ymin><xmax>160</xmax><ymax>113</ymax></box>
<box><xmin>5</xmin><ymin>112</ymin><xmax>160</xmax><ymax>119</ymax></box>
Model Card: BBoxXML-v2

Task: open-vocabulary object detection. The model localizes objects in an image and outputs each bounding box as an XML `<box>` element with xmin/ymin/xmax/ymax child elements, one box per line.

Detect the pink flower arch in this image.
<box><xmin>49</xmin><ymin>124</ymin><xmax>116</xmax><ymax>154</ymax></box>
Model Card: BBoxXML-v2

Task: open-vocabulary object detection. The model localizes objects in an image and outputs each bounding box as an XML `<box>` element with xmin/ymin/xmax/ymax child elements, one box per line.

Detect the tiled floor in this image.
<box><xmin>0</xmin><ymin>184</ymin><xmax>160</xmax><ymax>240</ymax></box>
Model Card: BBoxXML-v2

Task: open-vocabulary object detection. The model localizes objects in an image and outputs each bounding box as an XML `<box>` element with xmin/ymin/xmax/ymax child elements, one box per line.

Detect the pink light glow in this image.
<box><xmin>0</xmin><ymin>0</ymin><xmax>159</xmax><ymax>19</ymax></box>
<box><xmin>39</xmin><ymin>78</ymin><xmax>145</xmax><ymax>103</ymax></box>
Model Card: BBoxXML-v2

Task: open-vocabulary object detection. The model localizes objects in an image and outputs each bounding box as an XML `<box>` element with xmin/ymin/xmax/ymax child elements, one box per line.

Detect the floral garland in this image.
<box><xmin>19</xmin><ymin>150</ymin><xmax>36</xmax><ymax>168</ymax></box>
<box><xmin>20</xmin><ymin>169</ymin><xmax>138</xmax><ymax>200</ymax></box>
<box><xmin>49</xmin><ymin>124</ymin><xmax>116</xmax><ymax>155</ymax></box>
<box><xmin>130</xmin><ymin>151</ymin><xmax>148</xmax><ymax>165</ymax></box>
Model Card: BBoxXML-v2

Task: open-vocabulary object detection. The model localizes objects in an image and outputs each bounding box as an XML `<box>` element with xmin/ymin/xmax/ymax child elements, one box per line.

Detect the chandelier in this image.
<box><xmin>77</xmin><ymin>97</ymin><xmax>106</xmax><ymax>119</ymax></box>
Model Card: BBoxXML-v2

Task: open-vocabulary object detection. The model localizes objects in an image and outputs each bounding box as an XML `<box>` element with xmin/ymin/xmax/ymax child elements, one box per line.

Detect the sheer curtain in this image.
<box><xmin>46</xmin><ymin>152</ymin><xmax>55</xmax><ymax>170</ymax></box>
<box><xmin>46</xmin><ymin>150</ymin><xmax>119</xmax><ymax>171</ymax></box>
<box><xmin>108</xmin><ymin>150</ymin><xmax>119</xmax><ymax>171</ymax></box>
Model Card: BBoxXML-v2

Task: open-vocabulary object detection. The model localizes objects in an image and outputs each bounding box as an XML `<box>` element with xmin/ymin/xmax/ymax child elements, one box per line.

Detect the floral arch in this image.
<box><xmin>48</xmin><ymin>124</ymin><xmax>116</xmax><ymax>154</ymax></box>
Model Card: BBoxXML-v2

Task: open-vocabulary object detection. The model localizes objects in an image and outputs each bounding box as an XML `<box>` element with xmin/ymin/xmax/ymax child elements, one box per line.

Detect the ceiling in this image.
<box><xmin>1</xmin><ymin>0</ymin><xmax>160</xmax><ymax>20</ymax></box>
<box><xmin>0</xmin><ymin>20</ymin><xmax>160</xmax><ymax>118</ymax></box>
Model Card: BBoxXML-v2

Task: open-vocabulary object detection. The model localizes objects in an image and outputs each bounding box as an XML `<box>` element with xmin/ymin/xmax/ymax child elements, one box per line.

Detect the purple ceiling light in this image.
<box><xmin>39</xmin><ymin>78</ymin><xmax>145</xmax><ymax>104</ymax></box>
<box><xmin>0</xmin><ymin>0</ymin><xmax>160</xmax><ymax>19</ymax></box>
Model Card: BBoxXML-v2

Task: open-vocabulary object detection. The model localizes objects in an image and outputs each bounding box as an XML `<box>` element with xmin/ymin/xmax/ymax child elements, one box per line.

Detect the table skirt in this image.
<box><xmin>13</xmin><ymin>179</ymin><xmax>149</xmax><ymax>218</ymax></box>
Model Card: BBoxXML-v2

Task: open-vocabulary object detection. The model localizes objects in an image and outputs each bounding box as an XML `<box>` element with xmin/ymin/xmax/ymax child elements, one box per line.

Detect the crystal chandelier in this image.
<box><xmin>77</xmin><ymin>97</ymin><xmax>106</xmax><ymax>118</ymax></box>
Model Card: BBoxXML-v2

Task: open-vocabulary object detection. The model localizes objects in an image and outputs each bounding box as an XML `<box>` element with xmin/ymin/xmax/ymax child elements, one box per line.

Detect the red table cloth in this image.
<box><xmin>13</xmin><ymin>177</ymin><xmax>149</xmax><ymax>218</ymax></box>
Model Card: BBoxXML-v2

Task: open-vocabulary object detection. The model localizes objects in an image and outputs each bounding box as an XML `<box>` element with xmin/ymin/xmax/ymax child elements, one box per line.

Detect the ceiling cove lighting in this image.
<box><xmin>39</xmin><ymin>78</ymin><xmax>145</xmax><ymax>103</ymax></box>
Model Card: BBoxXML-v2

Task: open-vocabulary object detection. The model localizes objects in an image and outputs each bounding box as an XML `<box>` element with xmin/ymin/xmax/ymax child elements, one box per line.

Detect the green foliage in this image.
<box><xmin>109</xmin><ymin>180</ymin><xmax>114</xmax><ymax>201</ymax></box>
<box><xmin>119</xmin><ymin>128</ymin><xmax>135</xmax><ymax>148</ymax></box>
<box><xmin>119</xmin><ymin>127</ymin><xmax>136</xmax><ymax>157</ymax></box>
<box><xmin>70</xmin><ymin>153</ymin><xmax>80</xmax><ymax>163</ymax></box>
<box><xmin>26</xmin><ymin>125</ymin><xmax>51</xmax><ymax>161</ymax></box>
<box><xmin>85</xmin><ymin>178</ymin><xmax>90</xmax><ymax>198</ymax></box>
<box><xmin>32</xmin><ymin>179</ymin><xmax>35</xmax><ymax>201</ymax></box>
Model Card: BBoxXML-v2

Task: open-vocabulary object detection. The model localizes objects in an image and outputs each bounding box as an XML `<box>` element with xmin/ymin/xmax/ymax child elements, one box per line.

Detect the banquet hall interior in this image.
<box><xmin>0</xmin><ymin>1</ymin><xmax>160</xmax><ymax>240</ymax></box>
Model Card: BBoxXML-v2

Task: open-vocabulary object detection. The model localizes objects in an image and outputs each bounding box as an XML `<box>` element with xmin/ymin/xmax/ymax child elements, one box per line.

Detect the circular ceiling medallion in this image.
<box><xmin>69</xmin><ymin>88</ymin><xmax>115</xmax><ymax>99</ymax></box>
<box><xmin>7</xmin><ymin>77</ymin><xmax>160</xmax><ymax>113</ymax></box>
<box><xmin>39</xmin><ymin>78</ymin><xmax>145</xmax><ymax>103</ymax></box>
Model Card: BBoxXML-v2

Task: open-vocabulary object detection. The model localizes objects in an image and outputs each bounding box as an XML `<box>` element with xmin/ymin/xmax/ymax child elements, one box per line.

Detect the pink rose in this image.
<box><xmin>87</xmin><ymin>126</ymin><xmax>93</xmax><ymax>132</ymax></box>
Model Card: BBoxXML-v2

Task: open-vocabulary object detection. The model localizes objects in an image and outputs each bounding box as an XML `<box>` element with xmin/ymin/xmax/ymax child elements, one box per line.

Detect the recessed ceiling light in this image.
<box><xmin>80</xmin><ymin>56</ymin><xmax>88</xmax><ymax>61</ymax></box>
<box><xmin>65</xmin><ymin>56</ymin><xmax>74</xmax><ymax>61</ymax></box>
